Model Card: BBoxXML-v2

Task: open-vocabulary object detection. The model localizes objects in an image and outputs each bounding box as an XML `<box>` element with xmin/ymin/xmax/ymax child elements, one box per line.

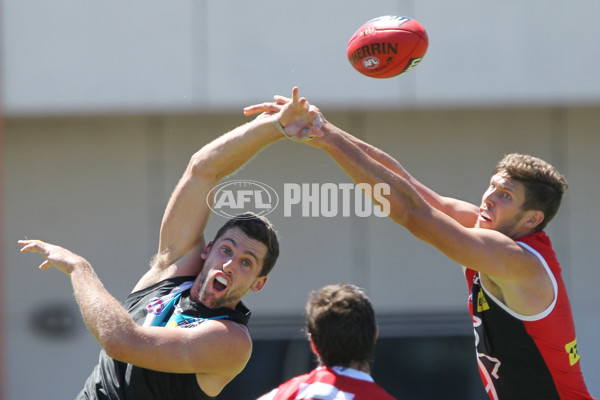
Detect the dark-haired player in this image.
<box><xmin>20</xmin><ymin>87</ymin><xmax>321</xmax><ymax>400</ymax></box>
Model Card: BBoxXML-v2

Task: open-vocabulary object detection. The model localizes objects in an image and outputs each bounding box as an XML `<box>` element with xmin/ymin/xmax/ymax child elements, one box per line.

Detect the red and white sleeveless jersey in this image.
<box><xmin>465</xmin><ymin>231</ymin><xmax>593</xmax><ymax>400</ymax></box>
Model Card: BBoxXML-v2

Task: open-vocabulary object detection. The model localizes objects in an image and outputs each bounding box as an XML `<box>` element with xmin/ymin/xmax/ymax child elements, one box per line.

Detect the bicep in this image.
<box><xmin>405</xmin><ymin>209</ymin><xmax>532</xmax><ymax>282</ymax></box>
<box><xmin>159</xmin><ymin>168</ymin><xmax>216</xmax><ymax>264</ymax></box>
<box><xmin>107</xmin><ymin>320</ymin><xmax>252</xmax><ymax>376</ymax></box>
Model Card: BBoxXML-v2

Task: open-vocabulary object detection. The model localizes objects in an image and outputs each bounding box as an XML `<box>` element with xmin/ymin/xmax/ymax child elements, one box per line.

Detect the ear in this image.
<box><xmin>523</xmin><ymin>210</ymin><xmax>544</xmax><ymax>230</ymax></box>
<box><xmin>201</xmin><ymin>241</ymin><xmax>213</xmax><ymax>260</ymax></box>
<box><xmin>309</xmin><ymin>337</ymin><xmax>319</xmax><ymax>357</ymax></box>
<box><xmin>251</xmin><ymin>275</ymin><xmax>268</xmax><ymax>292</ymax></box>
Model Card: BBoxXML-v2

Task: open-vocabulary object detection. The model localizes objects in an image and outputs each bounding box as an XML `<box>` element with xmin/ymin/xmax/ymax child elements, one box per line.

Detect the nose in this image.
<box><xmin>483</xmin><ymin>197</ymin><xmax>495</xmax><ymax>210</ymax></box>
<box><xmin>222</xmin><ymin>259</ymin><xmax>233</xmax><ymax>274</ymax></box>
<box><xmin>483</xmin><ymin>189</ymin><xmax>495</xmax><ymax>207</ymax></box>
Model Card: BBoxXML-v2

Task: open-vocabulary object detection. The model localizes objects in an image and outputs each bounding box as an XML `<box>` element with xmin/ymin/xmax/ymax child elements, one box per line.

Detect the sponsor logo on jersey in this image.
<box><xmin>477</xmin><ymin>290</ymin><xmax>490</xmax><ymax>312</ymax></box>
<box><xmin>565</xmin><ymin>338</ymin><xmax>580</xmax><ymax>366</ymax></box>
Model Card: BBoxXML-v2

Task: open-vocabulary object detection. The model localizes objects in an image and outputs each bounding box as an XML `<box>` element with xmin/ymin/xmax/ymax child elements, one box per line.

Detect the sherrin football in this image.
<box><xmin>347</xmin><ymin>15</ymin><xmax>429</xmax><ymax>79</ymax></box>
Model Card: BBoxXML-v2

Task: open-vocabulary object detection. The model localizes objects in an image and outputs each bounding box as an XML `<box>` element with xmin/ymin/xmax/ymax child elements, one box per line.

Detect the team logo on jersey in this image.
<box><xmin>147</xmin><ymin>297</ymin><xmax>166</xmax><ymax>315</ymax></box>
<box><xmin>565</xmin><ymin>338</ymin><xmax>580</xmax><ymax>366</ymax></box>
<box><xmin>477</xmin><ymin>290</ymin><xmax>490</xmax><ymax>312</ymax></box>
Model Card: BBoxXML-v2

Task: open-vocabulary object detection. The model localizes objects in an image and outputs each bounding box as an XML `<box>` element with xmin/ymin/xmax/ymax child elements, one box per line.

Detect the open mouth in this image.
<box><xmin>479</xmin><ymin>209</ymin><xmax>492</xmax><ymax>222</ymax></box>
<box><xmin>213</xmin><ymin>274</ymin><xmax>229</xmax><ymax>293</ymax></box>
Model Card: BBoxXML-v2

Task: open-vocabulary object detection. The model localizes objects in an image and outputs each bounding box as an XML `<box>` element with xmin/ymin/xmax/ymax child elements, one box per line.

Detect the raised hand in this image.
<box><xmin>18</xmin><ymin>239</ymin><xmax>90</xmax><ymax>275</ymax></box>
<box><xmin>244</xmin><ymin>87</ymin><xmax>323</xmax><ymax>143</ymax></box>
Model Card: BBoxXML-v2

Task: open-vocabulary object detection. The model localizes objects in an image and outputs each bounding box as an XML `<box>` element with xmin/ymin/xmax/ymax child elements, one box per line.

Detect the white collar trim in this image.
<box><xmin>327</xmin><ymin>366</ymin><xmax>374</xmax><ymax>382</ymax></box>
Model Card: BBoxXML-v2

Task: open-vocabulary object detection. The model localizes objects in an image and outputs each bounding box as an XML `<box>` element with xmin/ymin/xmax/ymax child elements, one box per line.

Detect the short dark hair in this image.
<box><xmin>305</xmin><ymin>284</ymin><xmax>377</xmax><ymax>368</ymax></box>
<box><xmin>495</xmin><ymin>153</ymin><xmax>568</xmax><ymax>231</ymax></box>
<box><xmin>213</xmin><ymin>212</ymin><xmax>279</xmax><ymax>276</ymax></box>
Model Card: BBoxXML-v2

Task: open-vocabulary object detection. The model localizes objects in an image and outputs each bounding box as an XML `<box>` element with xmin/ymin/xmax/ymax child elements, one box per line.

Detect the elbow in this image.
<box><xmin>95</xmin><ymin>323</ymin><xmax>139</xmax><ymax>361</ymax></box>
<box><xmin>187</xmin><ymin>151</ymin><xmax>219</xmax><ymax>182</ymax></box>
<box><xmin>387</xmin><ymin>209</ymin><xmax>408</xmax><ymax>226</ymax></box>
<box><xmin>103</xmin><ymin>339</ymin><xmax>128</xmax><ymax>360</ymax></box>
<box><xmin>388</xmin><ymin>203</ymin><xmax>430</xmax><ymax>237</ymax></box>
<box><xmin>189</xmin><ymin>151</ymin><xmax>213</xmax><ymax>175</ymax></box>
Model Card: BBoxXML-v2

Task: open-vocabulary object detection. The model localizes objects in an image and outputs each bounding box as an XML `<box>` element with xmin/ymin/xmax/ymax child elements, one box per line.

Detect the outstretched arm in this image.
<box><xmin>244</xmin><ymin>97</ymin><xmax>478</xmax><ymax>227</ymax></box>
<box><xmin>149</xmin><ymin>88</ymin><xmax>319</xmax><ymax>284</ymax></box>
<box><xmin>312</xmin><ymin>123</ymin><xmax>547</xmax><ymax>287</ymax></box>
<box><xmin>245</xmin><ymin>98</ymin><xmax>553</xmax><ymax>316</ymax></box>
<box><xmin>314</xmin><ymin>120</ymin><xmax>478</xmax><ymax>226</ymax></box>
<box><xmin>19</xmin><ymin>239</ymin><xmax>255</xmax><ymax>395</ymax></box>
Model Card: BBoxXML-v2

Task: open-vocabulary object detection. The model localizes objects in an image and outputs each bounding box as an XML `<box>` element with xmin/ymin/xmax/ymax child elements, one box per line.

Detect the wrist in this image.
<box><xmin>271</xmin><ymin>117</ymin><xmax>289</xmax><ymax>138</ymax></box>
<box><xmin>272</xmin><ymin>117</ymin><xmax>309</xmax><ymax>143</ymax></box>
<box><xmin>69</xmin><ymin>258</ymin><xmax>93</xmax><ymax>277</ymax></box>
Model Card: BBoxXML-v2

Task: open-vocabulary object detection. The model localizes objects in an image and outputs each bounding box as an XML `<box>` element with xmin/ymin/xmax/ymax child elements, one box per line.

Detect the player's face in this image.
<box><xmin>476</xmin><ymin>173</ymin><xmax>531</xmax><ymax>238</ymax></box>
<box><xmin>191</xmin><ymin>228</ymin><xmax>268</xmax><ymax>309</ymax></box>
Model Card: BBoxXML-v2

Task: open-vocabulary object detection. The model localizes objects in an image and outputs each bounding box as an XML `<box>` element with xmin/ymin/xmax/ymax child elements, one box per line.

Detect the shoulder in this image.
<box><xmin>514</xmin><ymin>230</ymin><xmax>551</xmax><ymax>247</ymax></box>
<box><xmin>515</xmin><ymin>231</ymin><xmax>558</xmax><ymax>264</ymax></box>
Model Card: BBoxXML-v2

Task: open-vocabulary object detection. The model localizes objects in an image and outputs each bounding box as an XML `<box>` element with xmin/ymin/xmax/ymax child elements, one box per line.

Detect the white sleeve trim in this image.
<box><xmin>480</xmin><ymin>241</ymin><xmax>558</xmax><ymax>322</ymax></box>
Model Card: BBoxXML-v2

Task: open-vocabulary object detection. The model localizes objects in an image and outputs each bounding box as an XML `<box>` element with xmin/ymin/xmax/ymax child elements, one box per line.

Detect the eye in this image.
<box><xmin>220</xmin><ymin>246</ymin><xmax>232</xmax><ymax>256</ymax></box>
<box><xmin>241</xmin><ymin>259</ymin><xmax>252</xmax><ymax>268</ymax></box>
<box><xmin>502</xmin><ymin>192</ymin><xmax>512</xmax><ymax>200</ymax></box>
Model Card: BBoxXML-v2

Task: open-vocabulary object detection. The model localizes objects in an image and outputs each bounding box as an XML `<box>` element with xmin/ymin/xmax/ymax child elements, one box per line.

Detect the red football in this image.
<box><xmin>347</xmin><ymin>15</ymin><xmax>429</xmax><ymax>79</ymax></box>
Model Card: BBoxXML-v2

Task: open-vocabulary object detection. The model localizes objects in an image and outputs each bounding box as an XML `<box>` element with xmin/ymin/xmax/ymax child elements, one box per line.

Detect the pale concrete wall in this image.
<box><xmin>2</xmin><ymin>1</ymin><xmax>599</xmax><ymax>114</ymax></box>
<box><xmin>3</xmin><ymin>106</ymin><xmax>599</xmax><ymax>398</ymax></box>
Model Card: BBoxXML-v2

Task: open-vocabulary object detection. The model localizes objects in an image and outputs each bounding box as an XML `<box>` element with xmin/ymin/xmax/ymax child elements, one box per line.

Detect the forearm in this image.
<box><xmin>323</xmin><ymin>123</ymin><xmax>444</xmax><ymax>206</ymax></box>
<box><xmin>316</xmin><ymin>125</ymin><xmax>424</xmax><ymax>225</ymax></box>
<box><xmin>158</xmin><ymin>115</ymin><xmax>286</xmax><ymax>260</ymax></box>
<box><xmin>19</xmin><ymin>240</ymin><xmax>143</xmax><ymax>362</ymax></box>
<box><xmin>317</xmin><ymin>121</ymin><xmax>478</xmax><ymax>226</ymax></box>
<box><xmin>70</xmin><ymin>261</ymin><xmax>136</xmax><ymax>352</ymax></box>
<box><xmin>189</xmin><ymin>115</ymin><xmax>284</xmax><ymax>182</ymax></box>
<box><xmin>316</xmin><ymin>128</ymin><xmax>483</xmax><ymax>264</ymax></box>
